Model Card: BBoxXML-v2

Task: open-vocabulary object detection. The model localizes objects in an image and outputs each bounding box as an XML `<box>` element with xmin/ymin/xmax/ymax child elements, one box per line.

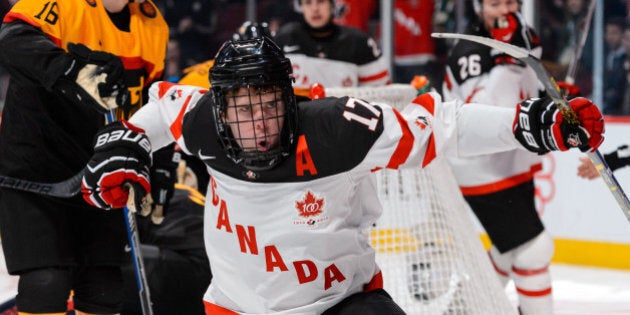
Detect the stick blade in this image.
<box><xmin>431</xmin><ymin>32</ymin><xmax>530</xmax><ymax>59</ymax></box>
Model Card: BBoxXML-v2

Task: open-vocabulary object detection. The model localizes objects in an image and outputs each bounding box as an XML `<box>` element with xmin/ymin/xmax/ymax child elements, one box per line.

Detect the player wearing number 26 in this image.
<box><xmin>81</xmin><ymin>33</ymin><xmax>603</xmax><ymax>314</ymax></box>
<box><xmin>441</xmin><ymin>0</ymin><xmax>581</xmax><ymax>314</ymax></box>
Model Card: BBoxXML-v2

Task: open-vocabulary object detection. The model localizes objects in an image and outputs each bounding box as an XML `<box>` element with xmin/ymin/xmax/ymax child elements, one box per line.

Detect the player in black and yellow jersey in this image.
<box><xmin>0</xmin><ymin>0</ymin><xmax>167</xmax><ymax>314</ymax></box>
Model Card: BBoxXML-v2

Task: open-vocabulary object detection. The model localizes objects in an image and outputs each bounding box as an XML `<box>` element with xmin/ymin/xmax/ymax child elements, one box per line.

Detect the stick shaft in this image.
<box><xmin>124</xmin><ymin>204</ymin><xmax>153</xmax><ymax>315</ymax></box>
<box><xmin>113</xmin><ymin>109</ymin><xmax>153</xmax><ymax>315</ymax></box>
<box><xmin>565</xmin><ymin>0</ymin><xmax>596</xmax><ymax>84</ymax></box>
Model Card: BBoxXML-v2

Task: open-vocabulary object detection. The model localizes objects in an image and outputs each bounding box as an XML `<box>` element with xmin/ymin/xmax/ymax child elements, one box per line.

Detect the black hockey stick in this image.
<box><xmin>431</xmin><ymin>32</ymin><xmax>630</xmax><ymax>221</ymax></box>
<box><xmin>0</xmin><ymin>111</ymin><xmax>114</xmax><ymax>197</ymax></box>
<box><xmin>0</xmin><ymin>170</ymin><xmax>83</xmax><ymax>198</ymax></box>
<box><xmin>124</xmin><ymin>184</ymin><xmax>153</xmax><ymax>315</ymax></box>
<box><xmin>104</xmin><ymin>110</ymin><xmax>153</xmax><ymax>315</ymax></box>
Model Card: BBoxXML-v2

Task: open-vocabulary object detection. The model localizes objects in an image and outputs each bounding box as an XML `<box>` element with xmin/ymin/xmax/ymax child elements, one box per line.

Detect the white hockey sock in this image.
<box><xmin>488</xmin><ymin>247</ymin><xmax>511</xmax><ymax>287</ymax></box>
<box><xmin>512</xmin><ymin>265</ymin><xmax>553</xmax><ymax>315</ymax></box>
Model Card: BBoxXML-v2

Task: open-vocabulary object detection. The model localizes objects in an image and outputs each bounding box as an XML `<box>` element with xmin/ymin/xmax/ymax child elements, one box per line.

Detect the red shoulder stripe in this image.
<box><xmin>157</xmin><ymin>82</ymin><xmax>177</xmax><ymax>99</ymax></box>
<box><xmin>421</xmin><ymin>134</ymin><xmax>436</xmax><ymax>168</ymax></box>
<box><xmin>411</xmin><ymin>93</ymin><xmax>435</xmax><ymax>115</ymax></box>
<box><xmin>3</xmin><ymin>11</ymin><xmax>37</xmax><ymax>25</ymax></box>
<box><xmin>386</xmin><ymin>109</ymin><xmax>414</xmax><ymax>169</ymax></box>
<box><xmin>169</xmin><ymin>94</ymin><xmax>192</xmax><ymax>140</ymax></box>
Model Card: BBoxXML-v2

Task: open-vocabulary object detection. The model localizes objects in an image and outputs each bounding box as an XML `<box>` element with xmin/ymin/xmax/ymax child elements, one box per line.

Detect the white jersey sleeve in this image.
<box><xmin>128</xmin><ymin>81</ymin><xmax>208</xmax><ymax>154</ymax></box>
<box><xmin>358</xmin><ymin>91</ymin><xmax>519</xmax><ymax>173</ymax></box>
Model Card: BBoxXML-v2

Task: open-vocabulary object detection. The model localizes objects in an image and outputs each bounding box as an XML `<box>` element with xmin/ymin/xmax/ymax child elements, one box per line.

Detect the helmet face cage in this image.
<box><xmin>210</xmin><ymin>37</ymin><xmax>297</xmax><ymax>171</ymax></box>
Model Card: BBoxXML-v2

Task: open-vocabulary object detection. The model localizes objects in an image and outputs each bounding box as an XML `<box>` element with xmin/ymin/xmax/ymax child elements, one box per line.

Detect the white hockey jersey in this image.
<box><xmin>442</xmin><ymin>27</ymin><xmax>543</xmax><ymax>195</ymax></box>
<box><xmin>129</xmin><ymin>82</ymin><xmax>520</xmax><ymax>314</ymax></box>
<box><xmin>273</xmin><ymin>22</ymin><xmax>390</xmax><ymax>89</ymax></box>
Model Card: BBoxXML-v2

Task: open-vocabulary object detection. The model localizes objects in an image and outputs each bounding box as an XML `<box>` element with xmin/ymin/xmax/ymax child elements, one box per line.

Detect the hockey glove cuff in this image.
<box><xmin>82</xmin><ymin>121</ymin><xmax>152</xmax><ymax>210</ymax></box>
<box><xmin>513</xmin><ymin>96</ymin><xmax>604</xmax><ymax>154</ymax></box>
<box><xmin>56</xmin><ymin>43</ymin><xmax>129</xmax><ymax>114</ymax></box>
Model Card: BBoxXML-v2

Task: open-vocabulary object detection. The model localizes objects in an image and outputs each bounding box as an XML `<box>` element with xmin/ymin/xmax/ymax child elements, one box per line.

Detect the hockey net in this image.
<box><xmin>325</xmin><ymin>84</ymin><xmax>516</xmax><ymax>315</ymax></box>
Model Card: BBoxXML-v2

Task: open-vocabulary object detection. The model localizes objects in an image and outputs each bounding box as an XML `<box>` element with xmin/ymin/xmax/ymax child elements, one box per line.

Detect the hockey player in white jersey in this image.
<box><xmin>441</xmin><ymin>0</ymin><xmax>595</xmax><ymax>314</ymax></box>
<box><xmin>81</xmin><ymin>34</ymin><xmax>603</xmax><ymax>314</ymax></box>
<box><xmin>274</xmin><ymin>0</ymin><xmax>389</xmax><ymax>90</ymax></box>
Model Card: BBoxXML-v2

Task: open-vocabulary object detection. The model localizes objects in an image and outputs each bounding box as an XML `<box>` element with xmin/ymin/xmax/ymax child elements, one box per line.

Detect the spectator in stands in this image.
<box><xmin>155</xmin><ymin>0</ymin><xmax>216</xmax><ymax>68</ymax></box>
<box><xmin>0</xmin><ymin>0</ymin><xmax>168</xmax><ymax>314</ymax></box>
<box><xmin>556</xmin><ymin>0</ymin><xmax>594</xmax><ymax>65</ymax></box>
<box><xmin>263</xmin><ymin>0</ymin><xmax>302</xmax><ymax>35</ymax></box>
<box><xmin>538</xmin><ymin>0</ymin><xmax>566</xmax><ymax>64</ymax></box>
<box><xmin>274</xmin><ymin>0</ymin><xmax>390</xmax><ymax>92</ymax></box>
<box><xmin>441</xmin><ymin>1</ymin><xmax>556</xmax><ymax>314</ymax></box>
<box><xmin>603</xmin><ymin>17</ymin><xmax>627</xmax><ymax>115</ymax></box>
<box><xmin>164</xmin><ymin>38</ymin><xmax>183</xmax><ymax>83</ymax></box>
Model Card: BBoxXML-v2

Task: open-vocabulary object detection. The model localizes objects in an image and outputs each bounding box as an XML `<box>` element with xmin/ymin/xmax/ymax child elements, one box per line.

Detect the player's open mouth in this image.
<box><xmin>257</xmin><ymin>140</ymin><xmax>269</xmax><ymax>151</ymax></box>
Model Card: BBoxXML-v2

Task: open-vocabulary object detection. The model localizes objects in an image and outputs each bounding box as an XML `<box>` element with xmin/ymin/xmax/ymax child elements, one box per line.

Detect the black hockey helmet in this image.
<box><xmin>209</xmin><ymin>35</ymin><xmax>297</xmax><ymax>171</ymax></box>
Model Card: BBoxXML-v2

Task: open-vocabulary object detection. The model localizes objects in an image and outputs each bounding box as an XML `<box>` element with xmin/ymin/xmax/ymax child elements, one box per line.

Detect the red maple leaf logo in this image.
<box><xmin>295</xmin><ymin>191</ymin><xmax>324</xmax><ymax>218</ymax></box>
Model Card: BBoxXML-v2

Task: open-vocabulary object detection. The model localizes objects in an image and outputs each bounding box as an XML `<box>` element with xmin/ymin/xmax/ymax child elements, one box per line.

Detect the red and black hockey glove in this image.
<box><xmin>490</xmin><ymin>12</ymin><xmax>536</xmax><ymax>66</ymax></box>
<box><xmin>513</xmin><ymin>96</ymin><xmax>604</xmax><ymax>154</ymax></box>
<box><xmin>55</xmin><ymin>43</ymin><xmax>129</xmax><ymax>114</ymax></box>
<box><xmin>82</xmin><ymin>121</ymin><xmax>151</xmax><ymax>210</ymax></box>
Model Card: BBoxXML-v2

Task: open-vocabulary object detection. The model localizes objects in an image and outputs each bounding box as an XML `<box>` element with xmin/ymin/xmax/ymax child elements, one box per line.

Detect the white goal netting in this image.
<box><xmin>325</xmin><ymin>84</ymin><xmax>516</xmax><ymax>315</ymax></box>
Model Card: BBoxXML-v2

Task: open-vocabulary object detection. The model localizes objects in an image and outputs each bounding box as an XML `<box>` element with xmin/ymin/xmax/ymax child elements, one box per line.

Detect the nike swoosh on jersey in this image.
<box><xmin>283</xmin><ymin>45</ymin><xmax>300</xmax><ymax>53</ymax></box>
<box><xmin>198</xmin><ymin>149</ymin><xmax>216</xmax><ymax>161</ymax></box>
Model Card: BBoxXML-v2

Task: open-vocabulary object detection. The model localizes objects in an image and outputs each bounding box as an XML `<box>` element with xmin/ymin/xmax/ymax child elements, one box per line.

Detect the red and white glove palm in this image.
<box><xmin>513</xmin><ymin>96</ymin><xmax>604</xmax><ymax>154</ymax></box>
<box><xmin>82</xmin><ymin>121</ymin><xmax>152</xmax><ymax>210</ymax></box>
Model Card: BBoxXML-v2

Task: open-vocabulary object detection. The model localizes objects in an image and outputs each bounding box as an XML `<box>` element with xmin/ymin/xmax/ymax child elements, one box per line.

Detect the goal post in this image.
<box><xmin>325</xmin><ymin>84</ymin><xmax>517</xmax><ymax>315</ymax></box>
